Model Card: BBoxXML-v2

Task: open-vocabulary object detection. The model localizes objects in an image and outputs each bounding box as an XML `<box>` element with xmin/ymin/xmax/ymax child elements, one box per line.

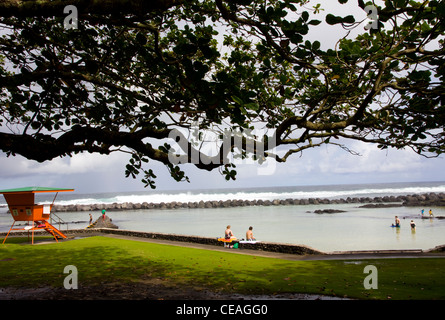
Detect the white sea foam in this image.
<box><xmin>49</xmin><ymin>183</ymin><xmax>445</xmax><ymax>205</ymax></box>
<box><xmin>2</xmin><ymin>182</ymin><xmax>445</xmax><ymax>251</ymax></box>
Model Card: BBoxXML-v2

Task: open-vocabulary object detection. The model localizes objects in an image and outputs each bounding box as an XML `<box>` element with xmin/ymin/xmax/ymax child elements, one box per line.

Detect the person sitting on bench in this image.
<box><xmin>225</xmin><ymin>225</ymin><xmax>236</xmax><ymax>240</ymax></box>
<box><xmin>246</xmin><ymin>226</ymin><xmax>256</xmax><ymax>241</ymax></box>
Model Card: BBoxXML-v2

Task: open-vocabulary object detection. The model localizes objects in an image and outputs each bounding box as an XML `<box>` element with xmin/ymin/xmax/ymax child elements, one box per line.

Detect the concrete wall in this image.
<box><xmin>0</xmin><ymin>228</ymin><xmax>324</xmax><ymax>255</ymax></box>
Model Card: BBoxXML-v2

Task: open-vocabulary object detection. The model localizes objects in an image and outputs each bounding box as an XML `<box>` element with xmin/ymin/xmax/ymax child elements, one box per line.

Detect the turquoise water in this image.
<box><xmin>1</xmin><ymin>181</ymin><xmax>445</xmax><ymax>252</ymax></box>
<box><xmin>108</xmin><ymin>204</ymin><xmax>445</xmax><ymax>252</ymax></box>
<box><xmin>8</xmin><ymin>203</ymin><xmax>440</xmax><ymax>253</ymax></box>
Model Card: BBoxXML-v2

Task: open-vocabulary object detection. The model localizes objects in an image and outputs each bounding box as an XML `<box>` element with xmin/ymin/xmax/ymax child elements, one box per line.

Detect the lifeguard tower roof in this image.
<box><xmin>0</xmin><ymin>186</ymin><xmax>74</xmax><ymax>194</ymax></box>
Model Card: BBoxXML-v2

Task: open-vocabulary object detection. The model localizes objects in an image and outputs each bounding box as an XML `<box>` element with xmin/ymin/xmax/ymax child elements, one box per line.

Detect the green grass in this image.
<box><xmin>1</xmin><ymin>236</ymin><xmax>445</xmax><ymax>299</ymax></box>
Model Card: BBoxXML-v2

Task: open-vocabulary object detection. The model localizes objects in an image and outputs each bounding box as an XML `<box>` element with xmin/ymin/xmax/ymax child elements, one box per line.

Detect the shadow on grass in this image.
<box><xmin>0</xmin><ymin>237</ymin><xmax>349</xmax><ymax>297</ymax></box>
<box><xmin>188</xmin><ymin>259</ymin><xmax>363</xmax><ymax>297</ymax></box>
<box><xmin>0</xmin><ymin>239</ymin><xmax>167</xmax><ymax>288</ymax></box>
<box><xmin>1</xmin><ymin>236</ymin><xmax>445</xmax><ymax>300</ymax></box>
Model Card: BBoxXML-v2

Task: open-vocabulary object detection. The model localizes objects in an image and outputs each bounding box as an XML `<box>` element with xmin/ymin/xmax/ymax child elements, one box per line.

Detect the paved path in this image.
<box><xmin>99</xmin><ymin>233</ymin><xmax>445</xmax><ymax>261</ymax></box>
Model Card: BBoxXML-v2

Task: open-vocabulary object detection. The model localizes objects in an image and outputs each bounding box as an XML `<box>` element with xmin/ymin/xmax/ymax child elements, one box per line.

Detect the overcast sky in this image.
<box><xmin>1</xmin><ymin>0</ymin><xmax>444</xmax><ymax>194</ymax></box>
<box><xmin>1</xmin><ymin>140</ymin><xmax>445</xmax><ymax>194</ymax></box>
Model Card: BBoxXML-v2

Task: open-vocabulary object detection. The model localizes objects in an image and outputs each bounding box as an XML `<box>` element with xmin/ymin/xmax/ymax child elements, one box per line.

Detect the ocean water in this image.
<box><xmin>1</xmin><ymin>181</ymin><xmax>445</xmax><ymax>252</ymax></box>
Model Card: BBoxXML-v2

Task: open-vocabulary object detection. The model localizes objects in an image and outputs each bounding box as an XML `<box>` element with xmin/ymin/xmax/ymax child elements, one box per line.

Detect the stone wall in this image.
<box><xmin>97</xmin><ymin>228</ymin><xmax>323</xmax><ymax>255</ymax></box>
<box><xmin>0</xmin><ymin>228</ymin><xmax>323</xmax><ymax>255</ymax></box>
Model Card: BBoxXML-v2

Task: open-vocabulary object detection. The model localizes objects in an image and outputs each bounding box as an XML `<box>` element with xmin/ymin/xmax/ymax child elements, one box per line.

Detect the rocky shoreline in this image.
<box><xmin>50</xmin><ymin>192</ymin><xmax>445</xmax><ymax>213</ymax></box>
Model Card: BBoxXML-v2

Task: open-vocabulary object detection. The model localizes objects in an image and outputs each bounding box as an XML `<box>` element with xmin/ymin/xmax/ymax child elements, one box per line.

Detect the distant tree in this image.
<box><xmin>0</xmin><ymin>0</ymin><xmax>443</xmax><ymax>188</ymax></box>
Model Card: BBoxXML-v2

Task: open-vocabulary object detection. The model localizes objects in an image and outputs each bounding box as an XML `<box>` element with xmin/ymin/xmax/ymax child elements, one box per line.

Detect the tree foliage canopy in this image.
<box><xmin>0</xmin><ymin>0</ymin><xmax>444</xmax><ymax>188</ymax></box>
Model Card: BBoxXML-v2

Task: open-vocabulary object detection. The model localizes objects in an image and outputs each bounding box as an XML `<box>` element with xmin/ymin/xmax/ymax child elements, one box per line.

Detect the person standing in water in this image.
<box><xmin>394</xmin><ymin>216</ymin><xmax>401</xmax><ymax>228</ymax></box>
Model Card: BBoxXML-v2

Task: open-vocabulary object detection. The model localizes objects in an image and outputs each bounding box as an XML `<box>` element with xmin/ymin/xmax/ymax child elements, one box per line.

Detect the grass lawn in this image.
<box><xmin>1</xmin><ymin>236</ymin><xmax>444</xmax><ymax>300</ymax></box>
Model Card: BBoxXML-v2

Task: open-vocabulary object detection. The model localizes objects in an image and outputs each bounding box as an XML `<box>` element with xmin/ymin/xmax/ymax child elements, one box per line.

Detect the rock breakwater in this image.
<box><xmin>50</xmin><ymin>192</ymin><xmax>445</xmax><ymax>213</ymax></box>
<box><xmin>87</xmin><ymin>216</ymin><xmax>118</xmax><ymax>229</ymax></box>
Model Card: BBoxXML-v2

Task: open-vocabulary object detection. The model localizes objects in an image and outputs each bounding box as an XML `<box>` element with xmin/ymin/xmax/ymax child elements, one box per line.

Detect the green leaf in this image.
<box><xmin>326</xmin><ymin>14</ymin><xmax>355</xmax><ymax>25</ymax></box>
<box><xmin>231</xmin><ymin>96</ymin><xmax>244</xmax><ymax>105</ymax></box>
<box><xmin>245</xmin><ymin>102</ymin><xmax>259</xmax><ymax>111</ymax></box>
<box><xmin>409</xmin><ymin>70</ymin><xmax>431</xmax><ymax>82</ymax></box>
<box><xmin>326</xmin><ymin>14</ymin><xmax>343</xmax><ymax>25</ymax></box>
<box><xmin>437</xmin><ymin>2</ymin><xmax>445</xmax><ymax>18</ymax></box>
<box><xmin>308</xmin><ymin>19</ymin><xmax>322</xmax><ymax>26</ymax></box>
<box><xmin>393</xmin><ymin>0</ymin><xmax>407</xmax><ymax>8</ymax></box>
<box><xmin>135</xmin><ymin>32</ymin><xmax>147</xmax><ymax>45</ymax></box>
<box><xmin>342</xmin><ymin>15</ymin><xmax>355</xmax><ymax>24</ymax></box>
<box><xmin>312</xmin><ymin>40</ymin><xmax>321</xmax><ymax>51</ymax></box>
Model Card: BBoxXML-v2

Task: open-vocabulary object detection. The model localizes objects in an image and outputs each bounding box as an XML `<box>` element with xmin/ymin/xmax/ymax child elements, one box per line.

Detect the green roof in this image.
<box><xmin>0</xmin><ymin>186</ymin><xmax>74</xmax><ymax>194</ymax></box>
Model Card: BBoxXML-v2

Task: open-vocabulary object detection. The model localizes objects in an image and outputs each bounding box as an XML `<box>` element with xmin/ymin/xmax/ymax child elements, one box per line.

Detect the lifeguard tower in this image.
<box><xmin>0</xmin><ymin>187</ymin><xmax>74</xmax><ymax>244</ymax></box>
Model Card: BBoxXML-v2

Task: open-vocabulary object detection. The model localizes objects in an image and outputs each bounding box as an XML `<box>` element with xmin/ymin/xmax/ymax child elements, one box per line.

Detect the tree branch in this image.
<box><xmin>0</xmin><ymin>0</ymin><xmax>183</xmax><ymax>17</ymax></box>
